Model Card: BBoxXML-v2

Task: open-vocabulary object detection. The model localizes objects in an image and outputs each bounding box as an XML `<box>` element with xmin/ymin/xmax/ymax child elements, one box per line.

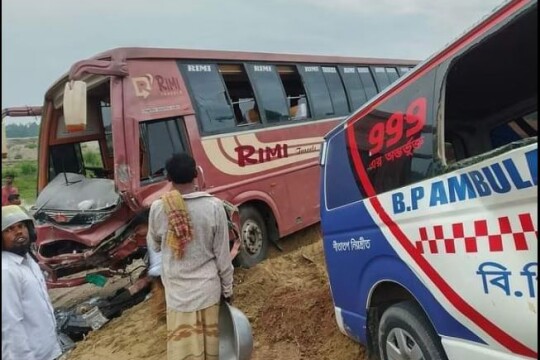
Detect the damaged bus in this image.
<box><xmin>31</xmin><ymin>48</ymin><xmax>417</xmax><ymax>287</ymax></box>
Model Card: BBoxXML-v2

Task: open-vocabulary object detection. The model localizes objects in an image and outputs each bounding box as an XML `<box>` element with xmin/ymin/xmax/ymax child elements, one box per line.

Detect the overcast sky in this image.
<box><xmin>2</xmin><ymin>0</ymin><xmax>505</xmax><ymax>123</ymax></box>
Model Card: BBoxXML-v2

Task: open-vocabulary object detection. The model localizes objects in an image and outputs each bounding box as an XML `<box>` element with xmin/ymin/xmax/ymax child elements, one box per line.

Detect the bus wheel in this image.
<box><xmin>235</xmin><ymin>206</ymin><xmax>268</xmax><ymax>268</ymax></box>
<box><xmin>378</xmin><ymin>301</ymin><xmax>448</xmax><ymax>360</ymax></box>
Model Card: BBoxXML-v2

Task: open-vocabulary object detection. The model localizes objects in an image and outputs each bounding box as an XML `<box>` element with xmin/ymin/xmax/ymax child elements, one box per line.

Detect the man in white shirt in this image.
<box><xmin>2</xmin><ymin>205</ymin><xmax>62</xmax><ymax>360</ymax></box>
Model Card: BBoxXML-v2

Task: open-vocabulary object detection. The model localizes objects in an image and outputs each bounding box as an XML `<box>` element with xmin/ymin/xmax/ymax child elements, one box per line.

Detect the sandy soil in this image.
<box><xmin>59</xmin><ymin>225</ymin><xmax>367</xmax><ymax>360</ymax></box>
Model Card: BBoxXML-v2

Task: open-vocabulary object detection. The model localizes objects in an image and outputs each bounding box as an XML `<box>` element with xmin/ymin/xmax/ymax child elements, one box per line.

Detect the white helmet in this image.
<box><xmin>1</xmin><ymin>205</ymin><xmax>36</xmax><ymax>241</ymax></box>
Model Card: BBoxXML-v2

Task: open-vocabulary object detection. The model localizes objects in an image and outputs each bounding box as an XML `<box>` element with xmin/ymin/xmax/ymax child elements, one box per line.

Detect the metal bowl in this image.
<box><xmin>219</xmin><ymin>302</ymin><xmax>253</xmax><ymax>360</ymax></box>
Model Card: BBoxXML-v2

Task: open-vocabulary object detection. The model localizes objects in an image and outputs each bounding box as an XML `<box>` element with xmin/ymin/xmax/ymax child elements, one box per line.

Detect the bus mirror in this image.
<box><xmin>63</xmin><ymin>80</ymin><xmax>87</xmax><ymax>132</ymax></box>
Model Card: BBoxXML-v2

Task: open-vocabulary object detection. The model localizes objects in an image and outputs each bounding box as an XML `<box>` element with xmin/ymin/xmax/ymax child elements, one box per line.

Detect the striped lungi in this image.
<box><xmin>166</xmin><ymin>304</ymin><xmax>220</xmax><ymax>360</ymax></box>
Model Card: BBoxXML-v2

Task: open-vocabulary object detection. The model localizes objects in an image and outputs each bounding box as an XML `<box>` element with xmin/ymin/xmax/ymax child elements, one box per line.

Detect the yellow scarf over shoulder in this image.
<box><xmin>161</xmin><ymin>190</ymin><xmax>193</xmax><ymax>259</ymax></box>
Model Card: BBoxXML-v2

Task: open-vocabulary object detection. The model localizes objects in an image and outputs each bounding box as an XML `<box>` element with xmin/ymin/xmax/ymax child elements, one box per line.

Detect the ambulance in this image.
<box><xmin>320</xmin><ymin>1</ymin><xmax>537</xmax><ymax>359</ymax></box>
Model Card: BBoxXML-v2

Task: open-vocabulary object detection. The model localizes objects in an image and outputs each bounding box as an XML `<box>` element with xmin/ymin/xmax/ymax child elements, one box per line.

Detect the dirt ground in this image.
<box><xmin>4</xmin><ymin>137</ymin><xmax>39</xmax><ymax>162</ymax></box>
<box><xmin>58</xmin><ymin>225</ymin><xmax>367</xmax><ymax>360</ymax></box>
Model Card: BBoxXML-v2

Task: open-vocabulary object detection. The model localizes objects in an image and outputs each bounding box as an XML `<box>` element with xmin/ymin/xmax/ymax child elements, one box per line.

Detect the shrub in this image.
<box><xmin>83</xmin><ymin>151</ymin><xmax>102</xmax><ymax>167</ymax></box>
<box><xmin>20</xmin><ymin>162</ymin><xmax>37</xmax><ymax>176</ymax></box>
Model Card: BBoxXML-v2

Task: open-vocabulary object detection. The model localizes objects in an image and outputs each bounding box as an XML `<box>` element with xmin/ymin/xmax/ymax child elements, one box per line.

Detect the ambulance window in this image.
<box><xmin>490</xmin><ymin>111</ymin><xmax>538</xmax><ymax>148</ymax></box>
<box><xmin>443</xmin><ymin>5</ymin><xmax>537</xmax><ymax>162</ymax></box>
<box><xmin>349</xmin><ymin>69</ymin><xmax>437</xmax><ymax>195</ymax></box>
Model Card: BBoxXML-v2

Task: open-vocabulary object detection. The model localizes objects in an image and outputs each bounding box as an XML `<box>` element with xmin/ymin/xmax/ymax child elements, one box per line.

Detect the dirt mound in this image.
<box><xmin>65</xmin><ymin>226</ymin><xmax>366</xmax><ymax>360</ymax></box>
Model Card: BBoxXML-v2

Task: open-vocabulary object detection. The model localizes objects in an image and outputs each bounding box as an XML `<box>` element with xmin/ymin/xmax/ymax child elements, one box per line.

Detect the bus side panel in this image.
<box><xmin>196</xmin><ymin>119</ymin><xmax>340</xmax><ymax>236</ymax></box>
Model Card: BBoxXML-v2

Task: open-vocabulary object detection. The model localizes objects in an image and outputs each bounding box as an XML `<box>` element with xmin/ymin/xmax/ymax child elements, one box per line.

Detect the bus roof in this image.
<box><xmin>90</xmin><ymin>47</ymin><xmax>419</xmax><ymax>65</ymax></box>
<box><xmin>44</xmin><ymin>47</ymin><xmax>419</xmax><ymax>102</ymax></box>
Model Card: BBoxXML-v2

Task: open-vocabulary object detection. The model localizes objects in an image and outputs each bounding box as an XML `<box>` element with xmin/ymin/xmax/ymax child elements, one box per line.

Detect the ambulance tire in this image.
<box><xmin>234</xmin><ymin>206</ymin><xmax>269</xmax><ymax>268</ymax></box>
<box><xmin>378</xmin><ymin>301</ymin><xmax>448</xmax><ymax>360</ymax></box>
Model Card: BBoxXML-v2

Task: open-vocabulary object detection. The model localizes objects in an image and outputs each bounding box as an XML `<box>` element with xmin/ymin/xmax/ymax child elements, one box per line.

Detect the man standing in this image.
<box><xmin>2</xmin><ymin>205</ymin><xmax>62</xmax><ymax>360</ymax></box>
<box><xmin>2</xmin><ymin>173</ymin><xmax>19</xmax><ymax>206</ymax></box>
<box><xmin>147</xmin><ymin>153</ymin><xmax>233</xmax><ymax>360</ymax></box>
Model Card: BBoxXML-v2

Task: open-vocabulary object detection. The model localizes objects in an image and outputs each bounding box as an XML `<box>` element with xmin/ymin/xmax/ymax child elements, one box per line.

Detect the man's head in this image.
<box><xmin>165</xmin><ymin>153</ymin><xmax>197</xmax><ymax>185</ymax></box>
<box><xmin>8</xmin><ymin>193</ymin><xmax>21</xmax><ymax>205</ymax></box>
<box><xmin>2</xmin><ymin>205</ymin><xmax>35</xmax><ymax>256</ymax></box>
<box><xmin>3</xmin><ymin>172</ymin><xmax>15</xmax><ymax>186</ymax></box>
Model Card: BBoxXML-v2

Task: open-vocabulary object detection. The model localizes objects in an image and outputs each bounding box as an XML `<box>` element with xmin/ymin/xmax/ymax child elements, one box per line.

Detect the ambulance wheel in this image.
<box><xmin>378</xmin><ymin>301</ymin><xmax>448</xmax><ymax>360</ymax></box>
<box><xmin>234</xmin><ymin>206</ymin><xmax>268</xmax><ymax>268</ymax></box>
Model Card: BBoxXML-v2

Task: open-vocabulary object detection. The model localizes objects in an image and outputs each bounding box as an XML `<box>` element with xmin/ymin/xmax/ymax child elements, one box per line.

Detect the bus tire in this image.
<box><xmin>235</xmin><ymin>206</ymin><xmax>269</xmax><ymax>268</ymax></box>
<box><xmin>378</xmin><ymin>301</ymin><xmax>448</xmax><ymax>360</ymax></box>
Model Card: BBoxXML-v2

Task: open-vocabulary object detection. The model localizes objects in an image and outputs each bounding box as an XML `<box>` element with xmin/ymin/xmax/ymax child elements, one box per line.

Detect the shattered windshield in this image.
<box><xmin>35</xmin><ymin>173</ymin><xmax>120</xmax><ymax>211</ymax></box>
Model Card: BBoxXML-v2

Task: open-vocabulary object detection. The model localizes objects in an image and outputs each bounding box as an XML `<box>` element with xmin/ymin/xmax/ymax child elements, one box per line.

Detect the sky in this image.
<box><xmin>2</xmin><ymin>0</ymin><xmax>506</xmax><ymax>124</ymax></box>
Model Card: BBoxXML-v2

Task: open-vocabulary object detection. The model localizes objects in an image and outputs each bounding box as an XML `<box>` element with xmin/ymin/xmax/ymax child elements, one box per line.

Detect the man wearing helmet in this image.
<box><xmin>2</xmin><ymin>205</ymin><xmax>62</xmax><ymax>360</ymax></box>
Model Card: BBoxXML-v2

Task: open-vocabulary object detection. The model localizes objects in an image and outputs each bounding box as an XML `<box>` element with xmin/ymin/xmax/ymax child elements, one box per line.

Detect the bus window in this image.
<box><xmin>372</xmin><ymin>66</ymin><xmax>391</xmax><ymax>91</ymax></box>
<box><xmin>245</xmin><ymin>63</ymin><xmax>289</xmax><ymax>123</ymax></box>
<box><xmin>139</xmin><ymin>117</ymin><xmax>189</xmax><ymax>183</ymax></box>
<box><xmin>321</xmin><ymin>66</ymin><xmax>349</xmax><ymax>116</ymax></box>
<box><xmin>219</xmin><ymin>64</ymin><xmax>260</xmax><ymax>126</ymax></box>
<box><xmin>357</xmin><ymin>67</ymin><xmax>378</xmax><ymax>100</ymax></box>
<box><xmin>179</xmin><ymin>63</ymin><xmax>236</xmax><ymax>133</ymax></box>
<box><xmin>298</xmin><ymin>65</ymin><xmax>333</xmax><ymax>119</ymax></box>
<box><xmin>398</xmin><ymin>66</ymin><xmax>411</xmax><ymax>76</ymax></box>
<box><xmin>277</xmin><ymin>65</ymin><xmax>311</xmax><ymax>121</ymax></box>
<box><xmin>339</xmin><ymin>66</ymin><xmax>368</xmax><ymax>111</ymax></box>
<box><xmin>48</xmin><ymin>143</ymin><xmax>84</xmax><ymax>181</ymax></box>
<box><xmin>81</xmin><ymin>140</ymin><xmax>104</xmax><ymax>178</ymax></box>
<box><xmin>48</xmin><ymin>82</ymin><xmax>112</xmax><ymax>182</ymax></box>
<box><xmin>385</xmin><ymin>67</ymin><xmax>400</xmax><ymax>83</ymax></box>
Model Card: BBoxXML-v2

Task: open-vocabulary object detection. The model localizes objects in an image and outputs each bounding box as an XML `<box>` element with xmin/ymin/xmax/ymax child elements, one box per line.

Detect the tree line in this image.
<box><xmin>5</xmin><ymin>122</ymin><xmax>39</xmax><ymax>138</ymax></box>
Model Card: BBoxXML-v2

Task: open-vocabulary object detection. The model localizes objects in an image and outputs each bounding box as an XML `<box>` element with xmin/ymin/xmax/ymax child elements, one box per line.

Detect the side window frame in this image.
<box><xmin>245</xmin><ymin>62</ymin><xmax>290</xmax><ymax>124</ymax></box>
<box><xmin>297</xmin><ymin>65</ymin><xmax>334</xmax><ymax>120</ymax></box>
<box><xmin>321</xmin><ymin>66</ymin><xmax>350</xmax><ymax>116</ymax></box>
<box><xmin>372</xmin><ymin>66</ymin><xmax>391</xmax><ymax>92</ymax></box>
<box><xmin>339</xmin><ymin>66</ymin><xmax>369</xmax><ymax>111</ymax></box>
<box><xmin>179</xmin><ymin>62</ymin><xmax>236</xmax><ymax>135</ymax></box>
<box><xmin>139</xmin><ymin>117</ymin><xmax>190</xmax><ymax>185</ymax></box>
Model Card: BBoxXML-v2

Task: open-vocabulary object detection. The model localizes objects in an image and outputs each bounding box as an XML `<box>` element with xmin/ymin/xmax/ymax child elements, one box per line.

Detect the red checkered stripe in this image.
<box><xmin>415</xmin><ymin>213</ymin><xmax>537</xmax><ymax>254</ymax></box>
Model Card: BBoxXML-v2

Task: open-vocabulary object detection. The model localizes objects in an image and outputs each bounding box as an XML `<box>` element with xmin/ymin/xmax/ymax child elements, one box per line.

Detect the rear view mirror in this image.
<box><xmin>63</xmin><ymin>80</ymin><xmax>87</xmax><ymax>132</ymax></box>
